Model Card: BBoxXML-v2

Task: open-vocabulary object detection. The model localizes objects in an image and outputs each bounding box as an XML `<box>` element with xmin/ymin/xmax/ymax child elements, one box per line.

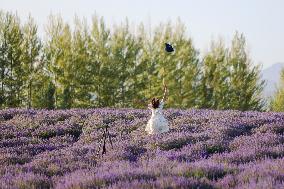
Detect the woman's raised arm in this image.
<box><xmin>161</xmin><ymin>84</ymin><xmax>168</xmax><ymax>103</ymax></box>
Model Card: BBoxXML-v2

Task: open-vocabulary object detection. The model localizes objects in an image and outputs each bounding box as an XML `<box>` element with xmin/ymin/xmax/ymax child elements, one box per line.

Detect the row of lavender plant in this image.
<box><xmin>0</xmin><ymin>108</ymin><xmax>283</xmax><ymax>188</ymax></box>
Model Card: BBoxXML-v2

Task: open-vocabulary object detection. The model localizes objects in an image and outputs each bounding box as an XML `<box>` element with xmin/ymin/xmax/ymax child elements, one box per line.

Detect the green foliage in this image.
<box><xmin>61</xmin><ymin>85</ymin><xmax>72</xmax><ymax>109</ymax></box>
<box><xmin>198</xmin><ymin>33</ymin><xmax>265</xmax><ymax>111</ymax></box>
<box><xmin>44</xmin><ymin>14</ymin><xmax>73</xmax><ymax>108</ymax></box>
<box><xmin>30</xmin><ymin>79</ymin><xmax>55</xmax><ymax>110</ymax></box>
<box><xmin>197</xmin><ymin>39</ymin><xmax>229</xmax><ymax>109</ymax></box>
<box><xmin>270</xmin><ymin>70</ymin><xmax>284</xmax><ymax>111</ymax></box>
<box><xmin>0</xmin><ymin>11</ymin><xmax>266</xmax><ymax>110</ymax></box>
<box><xmin>70</xmin><ymin>17</ymin><xmax>94</xmax><ymax>107</ymax></box>
<box><xmin>138</xmin><ymin>20</ymin><xmax>201</xmax><ymax>108</ymax></box>
<box><xmin>163</xmin><ymin>20</ymin><xmax>201</xmax><ymax>108</ymax></box>
<box><xmin>21</xmin><ymin>15</ymin><xmax>42</xmax><ymax>108</ymax></box>
<box><xmin>0</xmin><ymin>12</ymin><xmax>24</xmax><ymax>107</ymax></box>
<box><xmin>43</xmin><ymin>81</ymin><xmax>56</xmax><ymax>110</ymax></box>
<box><xmin>89</xmin><ymin>16</ymin><xmax>112</xmax><ymax>107</ymax></box>
<box><xmin>0</xmin><ymin>11</ymin><xmax>5</xmax><ymax>107</ymax></box>
<box><xmin>111</xmin><ymin>20</ymin><xmax>144</xmax><ymax>107</ymax></box>
<box><xmin>227</xmin><ymin>32</ymin><xmax>265</xmax><ymax>111</ymax></box>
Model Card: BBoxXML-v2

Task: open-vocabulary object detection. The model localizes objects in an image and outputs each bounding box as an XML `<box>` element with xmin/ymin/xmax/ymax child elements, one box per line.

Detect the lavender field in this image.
<box><xmin>0</xmin><ymin>108</ymin><xmax>284</xmax><ymax>189</ymax></box>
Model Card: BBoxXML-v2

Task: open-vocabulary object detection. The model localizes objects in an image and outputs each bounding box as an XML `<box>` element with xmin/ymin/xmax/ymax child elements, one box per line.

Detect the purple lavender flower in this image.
<box><xmin>0</xmin><ymin>108</ymin><xmax>284</xmax><ymax>188</ymax></box>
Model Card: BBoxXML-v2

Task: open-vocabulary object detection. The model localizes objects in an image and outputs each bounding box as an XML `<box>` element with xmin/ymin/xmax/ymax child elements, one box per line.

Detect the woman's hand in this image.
<box><xmin>162</xmin><ymin>84</ymin><xmax>168</xmax><ymax>102</ymax></box>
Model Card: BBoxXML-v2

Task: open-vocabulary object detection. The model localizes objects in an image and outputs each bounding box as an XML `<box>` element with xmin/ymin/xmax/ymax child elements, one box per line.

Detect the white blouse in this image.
<box><xmin>146</xmin><ymin>100</ymin><xmax>169</xmax><ymax>134</ymax></box>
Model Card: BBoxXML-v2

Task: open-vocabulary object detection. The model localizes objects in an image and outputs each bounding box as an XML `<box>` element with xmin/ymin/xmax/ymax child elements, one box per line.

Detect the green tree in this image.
<box><xmin>0</xmin><ymin>12</ymin><xmax>24</xmax><ymax>107</ymax></box>
<box><xmin>44</xmin><ymin>14</ymin><xmax>73</xmax><ymax>108</ymax></box>
<box><xmin>198</xmin><ymin>39</ymin><xmax>230</xmax><ymax>109</ymax></box>
<box><xmin>0</xmin><ymin>11</ymin><xmax>6</xmax><ymax>107</ymax></box>
<box><xmin>146</xmin><ymin>20</ymin><xmax>200</xmax><ymax>108</ymax></box>
<box><xmin>170</xmin><ymin>20</ymin><xmax>200</xmax><ymax>108</ymax></box>
<box><xmin>21</xmin><ymin>15</ymin><xmax>42</xmax><ymax>108</ymax></box>
<box><xmin>89</xmin><ymin>15</ymin><xmax>113</xmax><ymax>107</ymax></box>
<box><xmin>61</xmin><ymin>85</ymin><xmax>72</xmax><ymax>109</ymax></box>
<box><xmin>41</xmin><ymin>81</ymin><xmax>56</xmax><ymax>109</ymax></box>
<box><xmin>136</xmin><ymin>22</ymin><xmax>159</xmax><ymax>106</ymax></box>
<box><xmin>270</xmin><ymin>69</ymin><xmax>284</xmax><ymax>111</ymax></box>
<box><xmin>110</xmin><ymin>20</ymin><xmax>143</xmax><ymax>107</ymax></box>
<box><xmin>70</xmin><ymin>17</ymin><xmax>94</xmax><ymax>108</ymax></box>
<box><xmin>227</xmin><ymin>32</ymin><xmax>265</xmax><ymax>111</ymax></box>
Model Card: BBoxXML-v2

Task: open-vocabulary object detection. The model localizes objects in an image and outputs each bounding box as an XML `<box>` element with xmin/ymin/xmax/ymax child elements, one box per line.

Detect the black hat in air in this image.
<box><xmin>165</xmin><ymin>43</ymin><xmax>174</xmax><ymax>52</ymax></box>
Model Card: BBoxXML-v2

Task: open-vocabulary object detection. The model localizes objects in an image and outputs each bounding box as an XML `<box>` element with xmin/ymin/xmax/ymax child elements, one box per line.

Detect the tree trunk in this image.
<box><xmin>10</xmin><ymin>55</ymin><xmax>13</xmax><ymax>107</ymax></box>
<box><xmin>28</xmin><ymin>80</ymin><xmax>32</xmax><ymax>109</ymax></box>
<box><xmin>54</xmin><ymin>74</ymin><xmax>57</xmax><ymax>108</ymax></box>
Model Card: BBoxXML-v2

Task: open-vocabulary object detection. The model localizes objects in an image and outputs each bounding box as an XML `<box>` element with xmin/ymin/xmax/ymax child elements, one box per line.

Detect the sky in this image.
<box><xmin>1</xmin><ymin>0</ymin><xmax>284</xmax><ymax>69</ymax></box>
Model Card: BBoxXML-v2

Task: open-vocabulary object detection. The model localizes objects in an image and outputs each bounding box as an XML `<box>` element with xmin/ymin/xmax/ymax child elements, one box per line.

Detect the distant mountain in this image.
<box><xmin>261</xmin><ymin>62</ymin><xmax>284</xmax><ymax>99</ymax></box>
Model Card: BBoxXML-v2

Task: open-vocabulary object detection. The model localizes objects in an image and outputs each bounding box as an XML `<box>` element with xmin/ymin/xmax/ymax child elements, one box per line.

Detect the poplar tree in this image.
<box><xmin>198</xmin><ymin>39</ymin><xmax>230</xmax><ymax>109</ymax></box>
<box><xmin>137</xmin><ymin>22</ymin><xmax>159</xmax><ymax>106</ymax></box>
<box><xmin>111</xmin><ymin>20</ymin><xmax>142</xmax><ymax>107</ymax></box>
<box><xmin>44</xmin><ymin>15</ymin><xmax>73</xmax><ymax>108</ymax></box>
<box><xmin>132</xmin><ymin>23</ymin><xmax>149</xmax><ymax>108</ymax></box>
<box><xmin>21</xmin><ymin>15</ymin><xmax>42</xmax><ymax>108</ymax></box>
<box><xmin>0</xmin><ymin>11</ymin><xmax>6</xmax><ymax>107</ymax></box>
<box><xmin>0</xmin><ymin>12</ymin><xmax>24</xmax><ymax>107</ymax></box>
<box><xmin>89</xmin><ymin>15</ymin><xmax>112</xmax><ymax>107</ymax></box>
<box><xmin>149</xmin><ymin>21</ymin><xmax>200</xmax><ymax>108</ymax></box>
<box><xmin>170</xmin><ymin>20</ymin><xmax>200</xmax><ymax>108</ymax></box>
<box><xmin>228</xmin><ymin>32</ymin><xmax>264</xmax><ymax>111</ymax></box>
<box><xmin>71</xmin><ymin>17</ymin><xmax>93</xmax><ymax>107</ymax></box>
<box><xmin>147</xmin><ymin>22</ymin><xmax>170</xmax><ymax>103</ymax></box>
<box><xmin>270</xmin><ymin>69</ymin><xmax>284</xmax><ymax>111</ymax></box>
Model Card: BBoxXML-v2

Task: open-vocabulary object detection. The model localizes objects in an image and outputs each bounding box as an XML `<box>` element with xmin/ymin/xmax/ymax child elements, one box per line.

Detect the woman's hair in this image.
<box><xmin>151</xmin><ymin>98</ymin><xmax>160</xmax><ymax>109</ymax></box>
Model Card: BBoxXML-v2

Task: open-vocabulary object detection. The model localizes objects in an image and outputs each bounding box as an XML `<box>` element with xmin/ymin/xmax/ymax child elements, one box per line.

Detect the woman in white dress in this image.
<box><xmin>145</xmin><ymin>84</ymin><xmax>169</xmax><ymax>134</ymax></box>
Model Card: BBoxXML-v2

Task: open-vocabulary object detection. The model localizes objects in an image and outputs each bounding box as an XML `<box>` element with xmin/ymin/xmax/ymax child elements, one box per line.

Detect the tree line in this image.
<box><xmin>0</xmin><ymin>11</ymin><xmax>266</xmax><ymax>111</ymax></box>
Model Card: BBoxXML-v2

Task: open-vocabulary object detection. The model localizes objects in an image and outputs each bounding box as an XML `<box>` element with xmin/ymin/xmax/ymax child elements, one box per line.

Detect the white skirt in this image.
<box><xmin>145</xmin><ymin>113</ymin><xmax>169</xmax><ymax>134</ymax></box>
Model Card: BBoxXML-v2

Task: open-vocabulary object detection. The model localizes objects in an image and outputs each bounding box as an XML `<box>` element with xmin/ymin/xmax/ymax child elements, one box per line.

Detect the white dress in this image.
<box><xmin>145</xmin><ymin>101</ymin><xmax>169</xmax><ymax>134</ymax></box>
